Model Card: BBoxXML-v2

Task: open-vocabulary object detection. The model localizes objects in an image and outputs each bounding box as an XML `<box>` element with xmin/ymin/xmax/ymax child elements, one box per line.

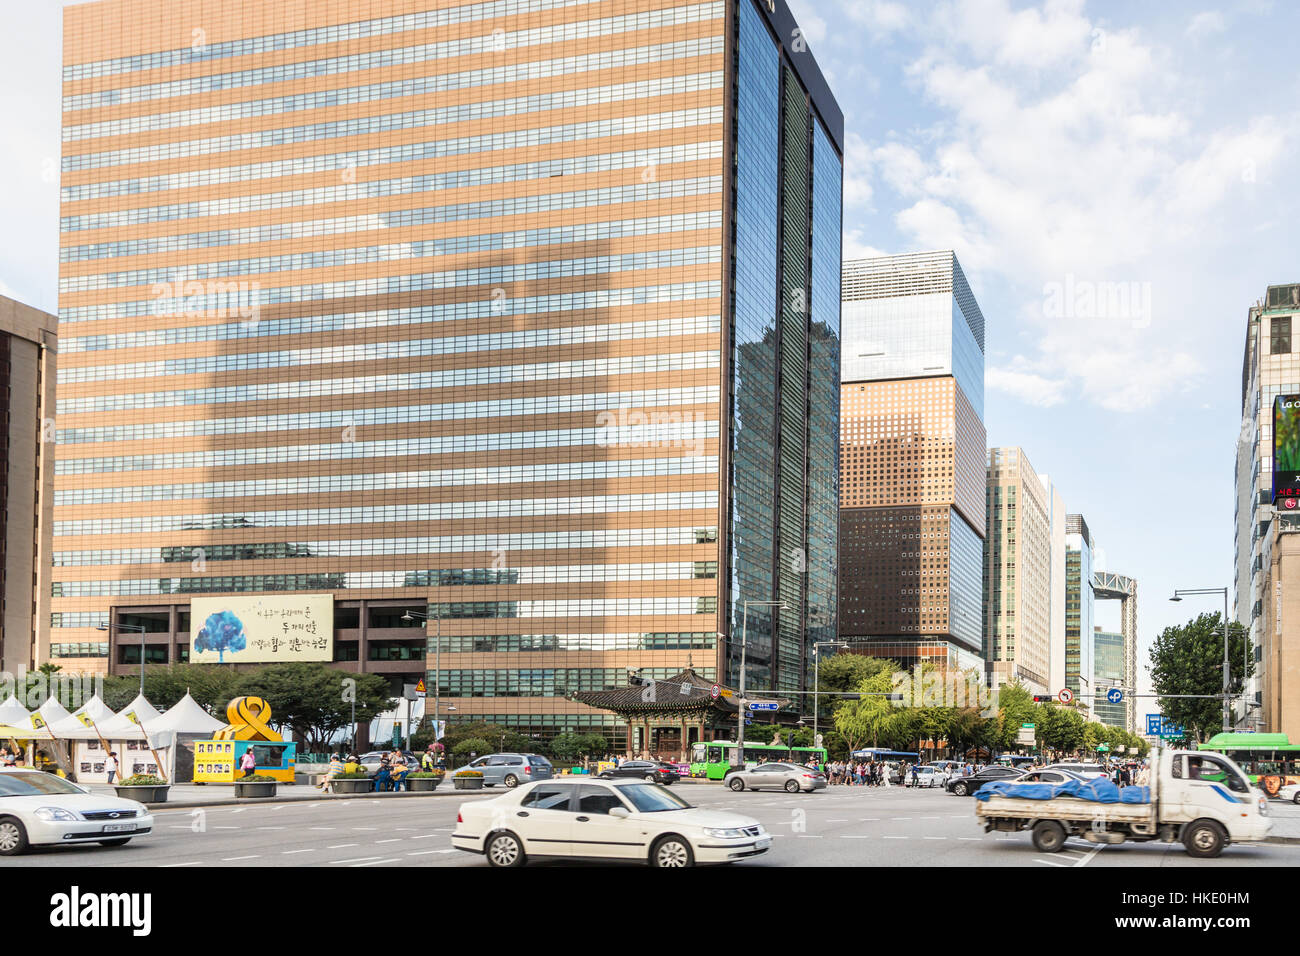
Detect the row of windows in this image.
<box><xmin>57</xmin><ymin>385</ymin><xmax>720</xmax><ymax>444</ymax></box>
<box><xmin>63</xmin><ymin>0</ymin><xmax>705</xmax><ymax>79</ymax></box>
<box><xmin>54</xmin><ymin>424</ymin><xmax>720</xmax><ymax>474</ymax></box>
<box><xmin>434</xmin><ymin>631</ymin><xmax>718</xmax><ymax>652</ymax></box>
<box><xmin>66</xmin><ymin>31</ymin><xmax>720</xmax><ymax>116</ymax></box>
<box><xmin>61</xmin><ymin>204</ymin><xmax>722</xmax><ymax>273</ymax></box>
<box><xmin>63</xmin><ymin>240</ymin><xmax>721</xmax><ymax>297</ymax></box>
<box><xmin>63</xmin><ymin>162</ymin><xmax>720</xmax><ymax>232</ymax></box>
<box><xmin>55</xmin><ymin>348</ymin><xmax>721</xmax><ymax>416</ymax></box>
<box><xmin>64</xmin><ymin>99</ymin><xmax>720</xmax><ymax>173</ymax></box>
<box><xmin>428</xmin><ymin>598</ymin><xmax>718</xmax><ymax>619</ymax></box>
<box><xmin>49</xmin><ymin>642</ymin><xmax>109</xmax><ymax>658</ymax></box>
<box><xmin>62</xmin><ymin>264</ymin><xmax>721</xmax><ymax>325</ymax></box>
<box><xmin>65</xmin><ymin>56</ymin><xmax>721</xmax><ymax>143</ymax></box>
<box><xmin>64</xmin><ymin>59</ymin><xmax>720</xmax><ymax>169</ymax></box>
<box><xmin>60</xmin><ymin>310</ymin><xmax>719</xmax><ymax>383</ymax></box>
<box><xmin>52</xmin><ymin>456</ymin><xmax>718</xmax><ymax>508</ymax></box>
<box><xmin>53</xmin><ymin>558</ymin><xmax>718</xmax><ymax>597</ymax></box>
<box><xmin>434</xmin><ymin>666</ymin><xmax>714</xmax><ymax>697</ymax></box>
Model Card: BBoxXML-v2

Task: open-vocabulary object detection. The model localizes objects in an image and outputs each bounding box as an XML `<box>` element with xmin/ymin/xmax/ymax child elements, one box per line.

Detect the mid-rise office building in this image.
<box><xmin>1041</xmin><ymin>474</ymin><xmax>1067</xmax><ymax>696</ymax></box>
<box><xmin>982</xmin><ymin>447</ymin><xmax>1050</xmax><ymax>695</ymax></box>
<box><xmin>1239</xmin><ymin>282</ymin><xmax>1300</xmax><ymax>735</ymax></box>
<box><xmin>1092</xmin><ymin>626</ymin><xmax>1125</xmax><ymax>727</ymax></box>
<box><xmin>839</xmin><ymin>251</ymin><xmax>986</xmax><ymax>672</ymax></box>
<box><xmin>0</xmin><ymin>297</ymin><xmax>57</xmax><ymax>675</ymax></box>
<box><xmin>1065</xmin><ymin>514</ymin><xmax>1095</xmax><ymax>706</ymax></box>
<box><xmin>54</xmin><ymin>0</ymin><xmax>842</xmax><ymax>750</ymax></box>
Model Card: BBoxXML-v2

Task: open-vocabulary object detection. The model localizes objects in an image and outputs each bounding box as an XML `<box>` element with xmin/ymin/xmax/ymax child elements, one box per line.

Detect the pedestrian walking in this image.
<box><xmin>239</xmin><ymin>748</ymin><xmax>257</xmax><ymax>778</ymax></box>
<box><xmin>105</xmin><ymin>751</ymin><xmax>119</xmax><ymax>785</ymax></box>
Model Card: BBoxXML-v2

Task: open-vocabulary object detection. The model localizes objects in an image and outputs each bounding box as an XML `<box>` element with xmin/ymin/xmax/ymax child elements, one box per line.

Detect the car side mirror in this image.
<box><xmin>609</xmin><ymin>807</ymin><xmax>630</xmax><ymax>819</ymax></box>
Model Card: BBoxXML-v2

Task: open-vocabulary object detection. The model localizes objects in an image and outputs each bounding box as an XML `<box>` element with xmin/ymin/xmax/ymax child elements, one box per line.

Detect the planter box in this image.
<box><xmin>331</xmin><ymin>778</ymin><xmax>374</xmax><ymax>794</ymax></box>
<box><xmin>114</xmin><ymin>785</ymin><xmax>169</xmax><ymax>804</ymax></box>
<box><xmin>405</xmin><ymin>777</ymin><xmax>441</xmax><ymax>792</ymax></box>
<box><xmin>453</xmin><ymin>777</ymin><xmax>484</xmax><ymax>791</ymax></box>
<box><xmin>234</xmin><ymin>781</ymin><xmax>278</xmax><ymax>799</ymax></box>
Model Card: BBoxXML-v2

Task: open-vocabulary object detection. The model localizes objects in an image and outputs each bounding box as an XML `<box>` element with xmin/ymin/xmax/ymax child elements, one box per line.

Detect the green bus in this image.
<box><xmin>1198</xmin><ymin>732</ymin><xmax>1300</xmax><ymax>795</ymax></box>
<box><xmin>689</xmin><ymin>740</ymin><xmax>827</xmax><ymax>780</ymax></box>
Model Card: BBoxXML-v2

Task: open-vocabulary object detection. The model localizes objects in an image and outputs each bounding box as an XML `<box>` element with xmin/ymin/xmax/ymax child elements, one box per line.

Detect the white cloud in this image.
<box><xmin>841</xmin><ymin>228</ymin><xmax>891</xmax><ymax>261</ymax></box>
<box><xmin>986</xmin><ymin>363</ymin><xmax>1068</xmax><ymax>407</ymax></box>
<box><xmin>1186</xmin><ymin>11</ymin><xmax>1227</xmax><ymax>39</ymax></box>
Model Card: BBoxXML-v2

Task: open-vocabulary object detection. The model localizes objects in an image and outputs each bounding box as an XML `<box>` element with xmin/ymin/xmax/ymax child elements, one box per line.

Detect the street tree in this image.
<box><xmin>1149</xmin><ymin>612</ymin><xmax>1252</xmax><ymax>742</ymax></box>
<box><xmin>235</xmin><ymin>663</ymin><xmax>393</xmax><ymax>752</ymax></box>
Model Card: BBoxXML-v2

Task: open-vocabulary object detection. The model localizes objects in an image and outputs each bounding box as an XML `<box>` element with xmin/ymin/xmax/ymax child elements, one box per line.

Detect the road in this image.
<box><xmin>8</xmin><ymin>783</ymin><xmax>1300</xmax><ymax>867</ymax></box>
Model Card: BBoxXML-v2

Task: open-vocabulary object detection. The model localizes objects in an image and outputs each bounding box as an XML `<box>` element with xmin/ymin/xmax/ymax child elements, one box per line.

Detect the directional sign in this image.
<box><xmin>748</xmin><ymin>701</ymin><xmax>779</xmax><ymax>711</ymax></box>
<box><xmin>710</xmin><ymin>684</ymin><xmax>721</xmax><ymax>699</ymax></box>
<box><xmin>1106</xmin><ymin>688</ymin><xmax>1123</xmax><ymax>704</ymax></box>
<box><xmin>1057</xmin><ymin>688</ymin><xmax>1074</xmax><ymax>704</ymax></box>
<box><xmin>1146</xmin><ymin>714</ymin><xmax>1185</xmax><ymax>738</ymax></box>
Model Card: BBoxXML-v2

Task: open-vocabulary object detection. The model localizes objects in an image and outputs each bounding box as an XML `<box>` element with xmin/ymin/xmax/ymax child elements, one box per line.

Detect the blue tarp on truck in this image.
<box><xmin>974</xmin><ymin>778</ymin><xmax>1151</xmax><ymax>804</ymax></box>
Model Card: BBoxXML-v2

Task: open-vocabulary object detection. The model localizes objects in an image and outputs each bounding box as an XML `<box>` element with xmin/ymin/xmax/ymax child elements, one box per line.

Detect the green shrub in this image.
<box><xmin>237</xmin><ymin>774</ymin><xmax>279</xmax><ymax>783</ymax></box>
<box><xmin>117</xmin><ymin>774</ymin><xmax>166</xmax><ymax>787</ymax></box>
<box><xmin>407</xmin><ymin>770</ymin><xmax>443</xmax><ymax>778</ymax></box>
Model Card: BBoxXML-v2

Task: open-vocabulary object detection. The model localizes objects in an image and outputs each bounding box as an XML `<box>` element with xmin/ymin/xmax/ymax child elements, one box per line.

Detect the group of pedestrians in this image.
<box><xmin>824</xmin><ymin>760</ymin><xmax>895</xmax><ymax>787</ymax></box>
<box><xmin>318</xmin><ymin>746</ymin><xmax>448</xmax><ymax>793</ymax></box>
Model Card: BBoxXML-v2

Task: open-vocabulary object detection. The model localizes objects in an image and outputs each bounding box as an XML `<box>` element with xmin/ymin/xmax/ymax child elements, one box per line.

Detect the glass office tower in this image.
<box><xmin>1092</xmin><ymin>626</ymin><xmax>1125</xmax><ymax>727</ymax></box>
<box><xmin>839</xmin><ymin>251</ymin><xmax>986</xmax><ymax>671</ymax></box>
<box><xmin>1065</xmin><ymin>514</ymin><xmax>1095</xmax><ymax>704</ymax></box>
<box><xmin>54</xmin><ymin>0</ymin><xmax>840</xmax><ymax>747</ymax></box>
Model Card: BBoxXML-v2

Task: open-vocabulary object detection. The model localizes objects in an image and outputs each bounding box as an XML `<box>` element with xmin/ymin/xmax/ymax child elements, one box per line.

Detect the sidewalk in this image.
<box><xmin>82</xmin><ymin>781</ymin><xmax>464</xmax><ymax>810</ymax></box>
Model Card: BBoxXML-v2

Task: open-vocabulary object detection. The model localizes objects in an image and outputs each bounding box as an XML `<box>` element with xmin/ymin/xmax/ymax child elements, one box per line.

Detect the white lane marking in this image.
<box><xmin>329</xmin><ymin>855</ymin><xmax>386</xmax><ymax>864</ymax></box>
<box><xmin>1036</xmin><ymin>858</ymin><xmax>1067</xmax><ymax>867</ymax></box>
<box><xmin>859</xmin><ymin>818</ymin><xmax>879</xmax><ymax>822</ymax></box>
<box><xmin>282</xmin><ymin>849</ymin><xmax>316</xmax><ymax>855</ymax></box>
<box><xmin>327</xmin><ymin>843</ymin><xmax>360</xmax><ymax>849</ymax></box>
<box><xmin>957</xmin><ymin>837</ymin><xmax>981</xmax><ymax>841</ymax></box>
<box><xmin>842</xmin><ymin>835</ymin><xmax>870</xmax><ymax>839</ymax></box>
<box><xmin>796</xmin><ymin>835</ymin><xmax>823</xmax><ymax>838</ymax></box>
<box><xmin>162</xmin><ymin>861</ymin><xmax>203</xmax><ymax>867</ymax></box>
<box><xmin>408</xmin><ymin>849</ymin><xmax>458</xmax><ymax>856</ymax></box>
<box><xmin>351</xmin><ymin>858</ymin><xmax>402</xmax><ymax>867</ymax></box>
<box><xmin>231</xmin><ymin>808</ymin><xmax>247</xmax><ymax>814</ymax></box>
<box><xmin>410</xmin><ymin>833</ymin><xmax>440</xmax><ymax>839</ymax></box>
<box><xmin>883</xmin><ymin>836</ymin><xmax>909</xmax><ymax>840</ymax></box>
<box><xmin>257</xmin><ymin>827</ymin><xmax>285</xmax><ymax>831</ymax></box>
<box><xmin>222</xmin><ymin>855</ymin><xmax>260</xmax><ymax>861</ymax></box>
<box><xmin>1074</xmin><ymin>844</ymin><xmax>1105</xmax><ymax>868</ymax></box>
<box><xmin>309</xmin><ymin>827</ymin><xmax>336</xmax><ymax>831</ymax></box>
<box><xmin>375</xmin><ymin>839</ymin><xmax>401</xmax><ymax>844</ymax></box>
<box><xmin>922</xmin><ymin>836</ymin><xmax>947</xmax><ymax>841</ymax></box>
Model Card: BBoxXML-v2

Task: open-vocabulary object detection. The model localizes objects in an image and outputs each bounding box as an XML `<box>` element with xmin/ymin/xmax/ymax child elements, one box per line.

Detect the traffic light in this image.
<box><xmin>1032</xmin><ymin>695</ymin><xmax>1053</xmax><ymax>703</ymax></box>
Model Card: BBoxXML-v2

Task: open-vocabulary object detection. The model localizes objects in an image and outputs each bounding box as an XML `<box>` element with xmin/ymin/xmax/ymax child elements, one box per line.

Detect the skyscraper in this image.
<box><xmin>54</xmin><ymin>0</ymin><xmax>841</xmax><ymax>750</ymax></box>
<box><xmin>983</xmin><ymin>447</ymin><xmax>1050</xmax><ymax>695</ymax></box>
<box><xmin>0</xmin><ymin>297</ymin><xmax>57</xmax><ymax>675</ymax></box>
<box><xmin>839</xmin><ymin>251</ymin><xmax>986</xmax><ymax>671</ymax></box>
<box><xmin>1040</xmin><ymin>474</ymin><xmax>1067</xmax><ymax>696</ymax></box>
<box><xmin>1065</xmin><ymin>513</ymin><xmax>1095</xmax><ymax>707</ymax></box>
<box><xmin>1092</xmin><ymin>626</ymin><xmax>1125</xmax><ymax>727</ymax></box>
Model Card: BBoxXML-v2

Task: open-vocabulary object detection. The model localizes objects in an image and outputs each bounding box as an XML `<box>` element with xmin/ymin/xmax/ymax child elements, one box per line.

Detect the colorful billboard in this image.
<box><xmin>1274</xmin><ymin>395</ymin><xmax>1300</xmax><ymax>503</ymax></box>
<box><xmin>190</xmin><ymin>594</ymin><xmax>333</xmax><ymax>664</ymax></box>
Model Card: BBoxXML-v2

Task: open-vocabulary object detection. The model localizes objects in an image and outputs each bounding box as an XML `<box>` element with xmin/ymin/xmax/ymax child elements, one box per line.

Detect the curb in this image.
<box><xmin>145</xmin><ymin>789</ymin><xmax>467</xmax><ymax>811</ymax></box>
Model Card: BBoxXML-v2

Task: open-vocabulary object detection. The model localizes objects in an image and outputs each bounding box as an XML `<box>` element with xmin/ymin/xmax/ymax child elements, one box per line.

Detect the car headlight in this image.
<box><xmin>703</xmin><ymin>827</ymin><xmax>746</xmax><ymax>839</ymax></box>
<box><xmin>34</xmin><ymin>807</ymin><xmax>80</xmax><ymax>822</ymax></box>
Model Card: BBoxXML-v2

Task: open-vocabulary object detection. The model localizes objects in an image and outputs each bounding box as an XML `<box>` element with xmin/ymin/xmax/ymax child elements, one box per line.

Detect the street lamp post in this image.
<box><xmin>736</xmin><ymin>601</ymin><xmax>786</xmax><ymax>767</ymax></box>
<box><xmin>812</xmin><ymin>640</ymin><xmax>848</xmax><ymax>747</ymax></box>
<box><xmin>1169</xmin><ymin>587</ymin><xmax>1232</xmax><ymax>732</ymax></box>
<box><xmin>97</xmin><ymin>620</ymin><xmax>148</xmax><ymax>699</ymax></box>
<box><xmin>402</xmin><ymin>606</ymin><xmax>442</xmax><ymax>742</ymax></box>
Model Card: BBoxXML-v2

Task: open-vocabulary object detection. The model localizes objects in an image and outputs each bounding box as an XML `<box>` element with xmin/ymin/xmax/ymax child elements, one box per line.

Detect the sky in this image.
<box><xmin>3</xmin><ymin>0</ymin><xmax>1297</xmax><ymax>703</ymax></box>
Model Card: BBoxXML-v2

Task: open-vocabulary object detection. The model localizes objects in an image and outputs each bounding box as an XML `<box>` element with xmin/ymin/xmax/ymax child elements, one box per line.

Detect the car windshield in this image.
<box><xmin>618</xmin><ymin>783</ymin><xmax>693</xmax><ymax>812</ymax></box>
<box><xmin>0</xmin><ymin>773</ymin><xmax>86</xmax><ymax>797</ymax></box>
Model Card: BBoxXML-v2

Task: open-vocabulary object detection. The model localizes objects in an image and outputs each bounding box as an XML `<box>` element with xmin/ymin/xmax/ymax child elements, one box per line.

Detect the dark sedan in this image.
<box><xmin>945</xmin><ymin>765</ymin><xmax>1023</xmax><ymax>796</ymax></box>
<box><xmin>598</xmin><ymin>760</ymin><xmax>680</xmax><ymax>785</ymax></box>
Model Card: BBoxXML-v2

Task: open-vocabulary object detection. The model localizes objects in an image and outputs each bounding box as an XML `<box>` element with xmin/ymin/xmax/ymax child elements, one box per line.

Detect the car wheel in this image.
<box><xmin>0</xmin><ymin>817</ymin><xmax>29</xmax><ymax>856</ymax></box>
<box><xmin>503</xmin><ymin>774</ymin><xmax>519</xmax><ymax>788</ymax></box>
<box><xmin>1183</xmin><ymin>820</ymin><xmax>1226</xmax><ymax>859</ymax></box>
<box><xmin>650</xmin><ymin>834</ymin><xmax>695</xmax><ymax>868</ymax></box>
<box><xmin>785</xmin><ymin>779</ymin><xmax>800</xmax><ymax>793</ymax></box>
<box><xmin>1293</xmin><ymin>792</ymin><xmax>1300</xmax><ymax>805</ymax></box>
<box><xmin>1031</xmin><ymin>820</ymin><xmax>1067</xmax><ymax>853</ymax></box>
<box><xmin>953</xmin><ymin>782</ymin><xmax>968</xmax><ymax>796</ymax></box>
<box><xmin>599</xmin><ymin>772</ymin><xmax>613</xmax><ymax>779</ymax></box>
<box><xmin>98</xmin><ymin>838</ymin><xmax>132</xmax><ymax>848</ymax></box>
<box><xmin>485</xmin><ymin>831</ymin><xmax>527</xmax><ymax>868</ymax></box>
<box><xmin>728</xmin><ymin>776</ymin><xmax>745</xmax><ymax>791</ymax></box>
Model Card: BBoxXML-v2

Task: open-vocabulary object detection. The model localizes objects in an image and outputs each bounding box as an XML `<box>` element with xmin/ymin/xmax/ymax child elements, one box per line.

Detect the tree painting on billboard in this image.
<box><xmin>194</xmin><ymin>609</ymin><xmax>247</xmax><ymax>663</ymax></box>
<box><xmin>1273</xmin><ymin>395</ymin><xmax>1300</xmax><ymax>501</ymax></box>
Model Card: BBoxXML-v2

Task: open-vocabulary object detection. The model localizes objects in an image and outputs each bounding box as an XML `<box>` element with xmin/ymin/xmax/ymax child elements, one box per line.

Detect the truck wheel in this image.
<box><xmin>1031</xmin><ymin>820</ymin><xmax>1067</xmax><ymax>853</ymax></box>
<box><xmin>1183</xmin><ymin>820</ymin><xmax>1226</xmax><ymax>859</ymax></box>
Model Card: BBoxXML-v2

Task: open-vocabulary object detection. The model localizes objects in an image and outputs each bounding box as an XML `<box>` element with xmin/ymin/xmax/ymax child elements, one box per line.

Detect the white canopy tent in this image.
<box><xmin>96</xmin><ymin>694</ymin><xmax>162</xmax><ymax>739</ymax></box>
<box><xmin>0</xmin><ymin>695</ymin><xmax>29</xmax><ymax>725</ymax></box>
<box><xmin>36</xmin><ymin>695</ymin><xmax>73</xmax><ymax>728</ymax></box>
<box><xmin>48</xmin><ymin>695</ymin><xmax>117</xmax><ymax>738</ymax></box>
<box><xmin>150</xmin><ymin>693</ymin><xmax>225</xmax><ymax>736</ymax></box>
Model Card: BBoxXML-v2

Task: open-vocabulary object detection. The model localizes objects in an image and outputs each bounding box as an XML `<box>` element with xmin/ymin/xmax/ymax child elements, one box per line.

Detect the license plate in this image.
<box><xmin>755</xmin><ymin>837</ymin><xmax>772</xmax><ymax>850</ymax></box>
<box><xmin>102</xmin><ymin>824</ymin><xmax>135</xmax><ymax>833</ymax></box>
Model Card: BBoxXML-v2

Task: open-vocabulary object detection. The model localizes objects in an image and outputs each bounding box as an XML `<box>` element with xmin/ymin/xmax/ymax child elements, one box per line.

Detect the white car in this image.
<box><xmin>0</xmin><ymin>769</ymin><xmax>154</xmax><ymax>855</ymax></box>
<box><xmin>912</xmin><ymin>765</ymin><xmax>947</xmax><ymax>788</ymax></box>
<box><xmin>1276</xmin><ymin>782</ymin><xmax>1300</xmax><ymax>804</ymax></box>
<box><xmin>452</xmin><ymin>777</ymin><xmax>771</xmax><ymax>867</ymax></box>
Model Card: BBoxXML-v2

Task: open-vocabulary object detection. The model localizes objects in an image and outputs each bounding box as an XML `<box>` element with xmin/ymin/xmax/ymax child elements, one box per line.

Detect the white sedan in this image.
<box><xmin>452</xmin><ymin>777</ymin><xmax>770</xmax><ymax>867</ymax></box>
<box><xmin>912</xmin><ymin>766</ymin><xmax>947</xmax><ymax>788</ymax></box>
<box><xmin>1276</xmin><ymin>782</ymin><xmax>1300</xmax><ymax>804</ymax></box>
<box><xmin>0</xmin><ymin>769</ymin><xmax>154</xmax><ymax>855</ymax></box>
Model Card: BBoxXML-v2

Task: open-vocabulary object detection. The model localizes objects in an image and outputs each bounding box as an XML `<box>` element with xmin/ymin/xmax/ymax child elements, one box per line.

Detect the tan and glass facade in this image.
<box><xmin>0</xmin><ymin>297</ymin><xmax>57</xmax><ymax>675</ymax></box>
<box><xmin>54</xmin><ymin>0</ymin><xmax>842</xmax><ymax>748</ymax></box>
<box><xmin>982</xmin><ymin>446</ymin><xmax>1050</xmax><ymax>695</ymax></box>
<box><xmin>838</xmin><ymin>252</ymin><xmax>986</xmax><ymax>670</ymax></box>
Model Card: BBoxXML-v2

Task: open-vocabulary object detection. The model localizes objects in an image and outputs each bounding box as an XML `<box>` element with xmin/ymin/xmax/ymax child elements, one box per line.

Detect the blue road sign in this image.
<box><xmin>1107</xmin><ymin>688</ymin><xmax>1123</xmax><ymax>704</ymax></box>
<box><xmin>748</xmin><ymin>701</ymin><xmax>779</xmax><ymax>711</ymax></box>
<box><xmin>1145</xmin><ymin>714</ymin><xmax>1184</xmax><ymax>738</ymax></box>
<box><xmin>744</xmin><ymin>719</ymin><xmax>753</xmax><ymax>726</ymax></box>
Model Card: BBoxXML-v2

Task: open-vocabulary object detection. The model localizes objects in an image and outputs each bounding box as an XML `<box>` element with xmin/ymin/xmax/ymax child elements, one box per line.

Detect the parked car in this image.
<box><xmin>452</xmin><ymin>778</ymin><xmax>771</xmax><ymax>867</ymax></box>
<box><xmin>599</xmin><ymin>760</ymin><xmax>680</xmax><ymax>785</ymax></box>
<box><xmin>946</xmin><ymin>764</ymin><xmax>1023</xmax><ymax>796</ymax></box>
<box><xmin>357</xmin><ymin>751</ymin><xmax>422</xmax><ymax>773</ymax></box>
<box><xmin>0</xmin><ymin>769</ymin><xmax>154</xmax><ymax>856</ymax></box>
<box><xmin>1044</xmin><ymin>762</ymin><xmax>1107</xmax><ymax>780</ymax></box>
<box><xmin>449</xmin><ymin>753</ymin><xmax>553</xmax><ymax>788</ymax></box>
<box><xmin>1011</xmin><ymin>768</ymin><xmax>1086</xmax><ymax>785</ymax></box>
<box><xmin>725</xmin><ymin>762</ymin><xmax>826</xmax><ymax>793</ymax></box>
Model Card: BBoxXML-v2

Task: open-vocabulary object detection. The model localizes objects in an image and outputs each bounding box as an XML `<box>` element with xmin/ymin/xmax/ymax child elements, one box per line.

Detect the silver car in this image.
<box><xmin>449</xmin><ymin>753</ymin><xmax>554</xmax><ymax>788</ymax></box>
<box><xmin>725</xmin><ymin>762</ymin><xmax>826</xmax><ymax>793</ymax></box>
